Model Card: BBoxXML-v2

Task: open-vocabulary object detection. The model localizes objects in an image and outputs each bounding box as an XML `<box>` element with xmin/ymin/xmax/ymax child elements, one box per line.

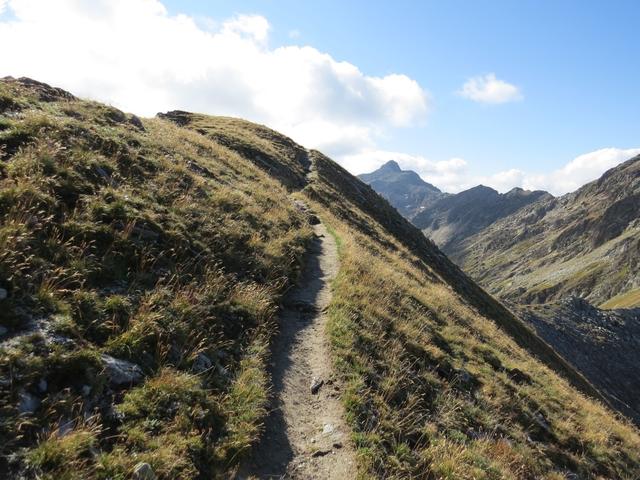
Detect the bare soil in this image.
<box><xmin>237</xmin><ymin>223</ymin><xmax>356</xmax><ymax>479</ymax></box>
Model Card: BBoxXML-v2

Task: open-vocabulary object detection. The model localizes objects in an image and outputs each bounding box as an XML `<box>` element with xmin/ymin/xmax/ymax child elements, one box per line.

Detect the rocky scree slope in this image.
<box><xmin>0</xmin><ymin>78</ymin><xmax>639</xmax><ymax>479</ymax></box>
<box><xmin>358</xmin><ymin>160</ymin><xmax>446</xmax><ymax>219</ymax></box>
<box><xmin>516</xmin><ymin>297</ymin><xmax>640</xmax><ymax>427</ymax></box>
<box><xmin>454</xmin><ymin>155</ymin><xmax>640</xmax><ymax>307</ymax></box>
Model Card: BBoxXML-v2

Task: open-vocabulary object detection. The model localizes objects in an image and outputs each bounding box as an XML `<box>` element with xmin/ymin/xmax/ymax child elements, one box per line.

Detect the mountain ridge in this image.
<box><xmin>456</xmin><ymin>154</ymin><xmax>640</xmax><ymax>307</ymax></box>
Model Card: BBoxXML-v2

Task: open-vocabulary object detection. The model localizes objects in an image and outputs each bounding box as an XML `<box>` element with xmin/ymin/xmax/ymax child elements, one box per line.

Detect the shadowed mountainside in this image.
<box><xmin>413</xmin><ymin>185</ymin><xmax>552</xmax><ymax>253</ymax></box>
<box><xmin>358</xmin><ymin>160</ymin><xmax>446</xmax><ymax>219</ymax></box>
<box><xmin>516</xmin><ymin>298</ymin><xmax>640</xmax><ymax>426</ymax></box>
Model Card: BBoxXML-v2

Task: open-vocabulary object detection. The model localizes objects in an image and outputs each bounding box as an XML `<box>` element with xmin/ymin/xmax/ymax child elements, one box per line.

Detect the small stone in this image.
<box><xmin>0</xmin><ymin>288</ymin><xmax>7</xmax><ymax>300</ymax></box>
<box><xmin>192</xmin><ymin>353</ymin><xmax>212</xmax><ymax>373</ymax></box>
<box><xmin>322</xmin><ymin>423</ymin><xmax>334</xmax><ymax>434</ymax></box>
<box><xmin>18</xmin><ymin>391</ymin><xmax>40</xmax><ymax>414</ymax></box>
<box><xmin>82</xmin><ymin>385</ymin><xmax>92</xmax><ymax>396</ymax></box>
<box><xmin>101</xmin><ymin>354</ymin><xmax>144</xmax><ymax>387</ymax></box>
<box><xmin>38</xmin><ymin>379</ymin><xmax>47</xmax><ymax>392</ymax></box>
<box><xmin>133</xmin><ymin>462</ymin><xmax>156</xmax><ymax>480</ymax></box>
<box><xmin>310</xmin><ymin>377</ymin><xmax>323</xmax><ymax>394</ymax></box>
<box><xmin>311</xmin><ymin>448</ymin><xmax>332</xmax><ymax>458</ymax></box>
<box><xmin>129</xmin><ymin>115</ymin><xmax>145</xmax><ymax>131</ymax></box>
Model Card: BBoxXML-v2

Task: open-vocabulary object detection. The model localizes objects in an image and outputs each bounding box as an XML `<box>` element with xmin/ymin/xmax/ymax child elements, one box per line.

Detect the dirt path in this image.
<box><xmin>238</xmin><ymin>222</ymin><xmax>356</xmax><ymax>479</ymax></box>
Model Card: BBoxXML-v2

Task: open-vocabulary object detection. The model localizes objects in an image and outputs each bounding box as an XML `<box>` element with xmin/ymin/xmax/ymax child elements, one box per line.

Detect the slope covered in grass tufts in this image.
<box><xmin>0</xmin><ymin>78</ymin><xmax>312</xmax><ymax>479</ymax></box>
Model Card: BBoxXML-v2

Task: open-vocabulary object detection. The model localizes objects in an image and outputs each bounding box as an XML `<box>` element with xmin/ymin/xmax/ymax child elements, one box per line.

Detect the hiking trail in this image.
<box><xmin>238</xmin><ymin>221</ymin><xmax>356</xmax><ymax>479</ymax></box>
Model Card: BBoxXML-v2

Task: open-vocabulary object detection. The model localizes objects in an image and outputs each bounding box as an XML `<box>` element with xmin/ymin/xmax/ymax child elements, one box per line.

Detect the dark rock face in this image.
<box><xmin>358</xmin><ymin>160</ymin><xmax>447</xmax><ymax>219</ymax></box>
<box><xmin>412</xmin><ymin>185</ymin><xmax>551</xmax><ymax>253</ymax></box>
<box><xmin>517</xmin><ymin>299</ymin><xmax>640</xmax><ymax>426</ymax></box>
<box><xmin>2</xmin><ymin>77</ymin><xmax>76</xmax><ymax>102</ymax></box>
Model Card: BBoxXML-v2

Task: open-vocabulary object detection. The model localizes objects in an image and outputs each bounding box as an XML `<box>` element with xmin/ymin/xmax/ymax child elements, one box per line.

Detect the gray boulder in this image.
<box><xmin>18</xmin><ymin>391</ymin><xmax>40</xmax><ymax>414</ymax></box>
<box><xmin>133</xmin><ymin>462</ymin><xmax>156</xmax><ymax>480</ymax></box>
<box><xmin>101</xmin><ymin>354</ymin><xmax>144</xmax><ymax>386</ymax></box>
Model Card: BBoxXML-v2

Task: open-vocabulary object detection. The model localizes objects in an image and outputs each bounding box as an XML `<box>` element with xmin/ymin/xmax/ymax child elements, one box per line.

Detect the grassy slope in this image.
<box><xmin>0</xmin><ymin>78</ymin><xmax>312</xmax><ymax>479</ymax></box>
<box><xmin>1</xmin><ymin>79</ymin><xmax>639</xmax><ymax>479</ymax></box>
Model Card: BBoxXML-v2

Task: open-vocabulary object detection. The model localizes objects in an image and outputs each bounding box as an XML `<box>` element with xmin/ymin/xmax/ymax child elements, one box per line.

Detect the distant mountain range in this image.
<box><xmin>413</xmin><ymin>185</ymin><xmax>551</xmax><ymax>253</ymax></box>
<box><xmin>360</xmin><ymin>156</ymin><xmax>640</xmax><ymax>309</ymax></box>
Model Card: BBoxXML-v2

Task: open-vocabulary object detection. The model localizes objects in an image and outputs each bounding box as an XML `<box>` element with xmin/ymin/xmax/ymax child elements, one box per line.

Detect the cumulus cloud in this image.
<box><xmin>515</xmin><ymin>147</ymin><xmax>640</xmax><ymax>194</ymax></box>
<box><xmin>458</xmin><ymin>73</ymin><xmax>522</xmax><ymax>104</ymax></box>
<box><xmin>0</xmin><ymin>0</ymin><xmax>428</xmax><ymax>159</ymax></box>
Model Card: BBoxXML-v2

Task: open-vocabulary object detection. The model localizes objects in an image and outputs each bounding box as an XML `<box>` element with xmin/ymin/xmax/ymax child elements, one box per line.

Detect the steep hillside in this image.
<box><xmin>1</xmin><ymin>78</ymin><xmax>640</xmax><ymax>480</ymax></box>
<box><xmin>0</xmin><ymin>78</ymin><xmax>314</xmax><ymax>479</ymax></box>
<box><xmin>516</xmin><ymin>298</ymin><xmax>640</xmax><ymax>426</ymax></box>
<box><xmin>413</xmin><ymin>185</ymin><xmax>551</xmax><ymax>253</ymax></box>
<box><xmin>455</xmin><ymin>156</ymin><xmax>640</xmax><ymax>307</ymax></box>
<box><xmin>358</xmin><ymin>160</ymin><xmax>446</xmax><ymax>219</ymax></box>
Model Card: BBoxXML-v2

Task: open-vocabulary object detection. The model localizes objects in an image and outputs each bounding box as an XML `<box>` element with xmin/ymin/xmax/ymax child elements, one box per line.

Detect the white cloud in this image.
<box><xmin>515</xmin><ymin>147</ymin><xmax>640</xmax><ymax>194</ymax></box>
<box><xmin>469</xmin><ymin>148</ymin><xmax>640</xmax><ymax>195</ymax></box>
<box><xmin>458</xmin><ymin>73</ymin><xmax>522</xmax><ymax>104</ymax></box>
<box><xmin>0</xmin><ymin>0</ymin><xmax>428</xmax><ymax>160</ymax></box>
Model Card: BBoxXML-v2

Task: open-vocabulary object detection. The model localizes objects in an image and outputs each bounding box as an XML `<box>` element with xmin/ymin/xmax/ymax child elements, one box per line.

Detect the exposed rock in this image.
<box><xmin>129</xmin><ymin>114</ymin><xmax>145</xmax><ymax>131</ymax></box>
<box><xmin>101</xmin><ymin>354</ymin><xmax>144</xmax><ymax>386</ymax></box>
<box><xmin>322</xmin><ymin>424</ymin><xmax>334</xmax><ymax>435</ymax></box>
<box><xmin>311</xmin><ymin>448</ymin><xmax>332</xmax><ymax>458</ymax></box>
<box><xmin>18</xmin><ymin>391</ymin><xmax>40</xmax><ymax>414</ymax></box>
<box><xmin>507</xmin><ymin>367</ymin><xmax>533</xmax><ymax>385</ymax></box>
<box><xmin>193</xmin><ymin>353</ymin><xmax>213</xmax><ymax>373</ymax></box>
<box><xmin>3</xmin><ymin>77</ymin><xmax>76</xmax><ymax>102</ymax></box>
<box><xmin>187</xmin><ymin>160</ymin><xmax>214</xmax><ymax>178</ymax></box>
<box><xmin>132</xmin><ymin>224</ymin><xmax>160</xmax><ymax>241</ymax></box>
<box><xmin>518</xmin><ymin>300</ymin><xmax>640</xmax><ymax>426</ymax></box>
<box><xmin>133</xmin><ymin>462</ymin><xmax>157</xmax><ymax>480</ymax></box>
<box><xmin>310</xmin><ymin>377</ymin><xmax>323</xmax><ymax>394</ymax></box>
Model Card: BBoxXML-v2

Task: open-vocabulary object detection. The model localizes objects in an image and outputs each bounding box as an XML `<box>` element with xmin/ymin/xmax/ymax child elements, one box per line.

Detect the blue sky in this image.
<box><xmin>1</xmin><ymin>0</ymin><xmax>639</xmax><ymax>193</ymax></box>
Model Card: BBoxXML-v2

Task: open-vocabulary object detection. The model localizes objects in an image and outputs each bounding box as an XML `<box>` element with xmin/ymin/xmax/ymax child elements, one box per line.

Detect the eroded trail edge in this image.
<box><xmin>239</xmin><ymin>222</ymin><xmax>356</xmax><ymax>479</ymax></box>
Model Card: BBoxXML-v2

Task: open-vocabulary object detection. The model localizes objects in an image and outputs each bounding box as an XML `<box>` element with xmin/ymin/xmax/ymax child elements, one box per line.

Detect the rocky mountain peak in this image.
<box><xmin>379</xmin><ymin>159</ymin><xmax>401</xmax><ymax>172</ymax></box>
